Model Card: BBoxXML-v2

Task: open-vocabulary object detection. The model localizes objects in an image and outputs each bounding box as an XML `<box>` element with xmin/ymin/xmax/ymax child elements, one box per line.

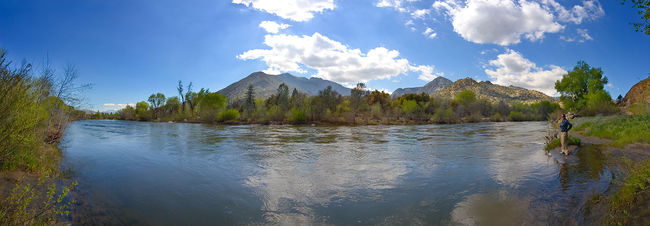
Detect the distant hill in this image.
<box><xmin>620</xmin><ymin>76</ymin><xmax>650</xmax><ymax>107</ymax></box>
<box><xmin>434</xmin><ymin>77</ymin><xmax>553</xmax><ymax>103</ymax></box>
<box><xmin>391</xmin><ymin>77</ymin><xmax>453</xmax><ymax>97</ymax></box>
<box><xmin>217</xmin><ymin>72</ymin><xmax>351</xmax><ymax>101</ymax></box>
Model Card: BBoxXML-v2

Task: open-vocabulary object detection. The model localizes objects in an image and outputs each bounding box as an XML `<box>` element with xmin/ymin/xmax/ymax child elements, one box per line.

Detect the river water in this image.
<box><xmin>59</xmin><ymin>120</ymin><xmax>611</xmax><ymax>225</ymax></box>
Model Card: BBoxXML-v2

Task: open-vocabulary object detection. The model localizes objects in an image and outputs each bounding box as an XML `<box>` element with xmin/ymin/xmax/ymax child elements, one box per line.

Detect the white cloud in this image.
<box><xmin>411</xmin><ymin>9</ymin><xmax>430</xmax><ymax>19</ymax></box>
<box><xmin>484</xmin><ymin>49</ymin><xmax>567</xmax><ymax>96</ymax></box>
<box><xmin>423</xmin><ymin>27</ymin><xmax>438</xmax><ymax>39</ymax></box>
<box><xmin>259</xmin><ymin>21</ymin><xmax>290</xmax><ymax>33</ymax></box>
<box><xmin>101</xmin><ymin>103</ymin><xmax>135</xmax><ymax>111</ymax></box>
<box><xmin>542</xmin><ymin>0</ymin><xmax>604</xmax><ymax>24</ymax></box>
<box><xmin>405</xmin><ymin>19</ymin><xmax>414</xmax><ymax>26</ymax></box>
<box><xmin>577</xmin><ymin>28</ymin><xmax>592</xmax><ymax>41</ymax></box>
<box><xmin>232</xmin><ymin>0</ymin><xmax>335</xmax><ymax>22</ymax></box>
<box><xmin>376</xmin><ymin>0</ymin><xmax>413</xmax><ymax>12</ymax></box>
<box><xmin>103</xmin><ymin>103</ymin><xmax>115</xmax><ymax>106</ymax></box>
<box><xmin>237</xmin><ymin>32</ymin><xmax>440</xmax><ymax>85</ymax></box>
<box><xmin>433</xmin><ymin>0</ymin><xmax>564</xmax><ymax>46</ymax></box>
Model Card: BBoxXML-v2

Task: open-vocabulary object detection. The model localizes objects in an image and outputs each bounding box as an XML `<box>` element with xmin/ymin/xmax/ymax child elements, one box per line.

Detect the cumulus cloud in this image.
<box><xmin>433</xmin><ymin>0</ymin><xmax>564</xmax><ymax>45</ymax></box>
<box><xmin>423</xmin><ymin>27</ymin><xmax>438</xmax><ymax>39</ymax></box>
<box><xmin>232</xmin><ymin>0</ymin><xmax>335</xmax><ymax>22</ymax></box>
<box><xmin>237</xmin><ymin>32</ymin><xmax>440</xmax><ymax>85</ymax></box>
<box><xmin>259</xmin><ymin>21</ymin><xmax>290</xmax><ymax>33</ymax></box>
<box><xmin>484</xmin><ymin>49</ymin><xmax>567</xmax><ymax>96</ymax></box>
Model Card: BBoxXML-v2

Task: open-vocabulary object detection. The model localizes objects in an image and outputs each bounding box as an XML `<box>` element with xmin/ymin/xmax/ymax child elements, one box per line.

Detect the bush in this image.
<box><xmin>583</xmin><ymin>114</ymin><xmax>650</xmax><ymax>146</ymax></box>
<box><xmin>581</xmin><ymin>90</ymin><xmax>619</xmax><ymax>116</ymax></box>
<box><xmin>216</xmin><ymin>109</ymin><xmax>240</xmax><ymax>122</ymax></box>
<box><xmin>544</xmin><ymin>135</ymin><xmax>582</xmax><ymax>150</ymax></box>
<box><xmin>509</xmin><ymin>111</ymin><xmax>527</xmax><ymax>121</ymax></box>
<box><xmin>287</xmin><ymin>108</ymin><xmax>307</xmax><ymax>124</ymax></box>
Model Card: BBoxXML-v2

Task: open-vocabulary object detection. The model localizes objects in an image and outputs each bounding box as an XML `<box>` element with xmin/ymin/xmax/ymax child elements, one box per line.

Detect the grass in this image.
<box><xmin>604</xmin><ymin>159</ymin><xmax>650</xmax><ymax>225</ymax></box>
<box><xmin>576</xmin><ymin>114</ymin><xmax>650</xmax><ymax>147</ymax></box>
<box><xmin>544</xmin><ymin>135</ymin><xmax>582</xmax><ymax>150</ymax></box>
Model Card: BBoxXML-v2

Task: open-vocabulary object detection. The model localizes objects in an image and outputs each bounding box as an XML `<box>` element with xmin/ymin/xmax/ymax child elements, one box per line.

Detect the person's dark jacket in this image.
<box><xmin>560</xmin><ymin>119</ymin><xmax>573</xmax><ymax>132</ymax></box>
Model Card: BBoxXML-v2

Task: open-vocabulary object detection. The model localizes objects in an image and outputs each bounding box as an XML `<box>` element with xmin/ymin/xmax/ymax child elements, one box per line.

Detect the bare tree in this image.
<box><xmin>45</xmin><ymin>64</ymin><xmax>91</xmax><ymax>143</ymax></box>
<box><xmin>177</xmin><ymin>80</ymin><xmax>185</xmax><ymax>113</ymax></box>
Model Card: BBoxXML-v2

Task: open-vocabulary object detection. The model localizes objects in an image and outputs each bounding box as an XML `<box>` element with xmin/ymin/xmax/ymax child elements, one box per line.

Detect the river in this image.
<box><xmin>59</xmin><ymin>120</ymin><xmax>611</xmax><ymax>225</ymax></box>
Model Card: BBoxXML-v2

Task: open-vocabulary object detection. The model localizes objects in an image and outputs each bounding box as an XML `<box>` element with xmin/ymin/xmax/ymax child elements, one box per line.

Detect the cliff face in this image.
<box><xmin>621</xmin><ymin>77</ymin><xmax>650</xmax><ymax>107</ymax></box>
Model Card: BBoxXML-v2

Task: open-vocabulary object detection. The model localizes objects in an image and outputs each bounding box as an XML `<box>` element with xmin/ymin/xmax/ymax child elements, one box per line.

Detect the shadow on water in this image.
<box><xmin>59</xmin><ymin>120</ymin><xmax>615</xmax><ymax>225</ymax></box>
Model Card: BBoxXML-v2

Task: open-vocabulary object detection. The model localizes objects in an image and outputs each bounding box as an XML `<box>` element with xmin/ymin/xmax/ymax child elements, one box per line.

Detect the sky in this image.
<box><xmin>1</xmin><ymin>0</ymin><xmax>648</xmax><ymax>111</ymax></box>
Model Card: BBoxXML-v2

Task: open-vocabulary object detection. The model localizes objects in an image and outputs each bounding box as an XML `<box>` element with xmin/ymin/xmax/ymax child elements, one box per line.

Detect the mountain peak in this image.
<box><xmin>218</xmin><ymin>72</ymin><xmax>351</xmax><ymax>101</ymax></box>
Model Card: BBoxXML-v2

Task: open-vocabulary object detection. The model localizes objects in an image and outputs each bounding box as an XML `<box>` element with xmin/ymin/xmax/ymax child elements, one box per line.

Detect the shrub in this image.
<box><xmin>544</xmin><ymin>135</ymin><xmax>582</xmax><ymax>150</ymax></box>
<box><xmin>509</xmin><ymin>111</ymin><xmax>526</xmax><ymax>121</ymax></box>
<box><xmin>287</xmin><ymin>108</ymin><xmax>307</xmax><ymax>124</ymax></box>
<box><xmin>216</xmin><ymin>109</ymin><xmax>240</xmax><ymax>122</ymax></box>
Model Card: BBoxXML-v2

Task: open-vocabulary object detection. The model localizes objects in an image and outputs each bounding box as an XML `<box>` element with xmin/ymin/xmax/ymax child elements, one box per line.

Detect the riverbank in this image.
<box><xmin>567</xmin><ymin>114</ymin><xmax>650</xmax><ymax>225</ymax></box>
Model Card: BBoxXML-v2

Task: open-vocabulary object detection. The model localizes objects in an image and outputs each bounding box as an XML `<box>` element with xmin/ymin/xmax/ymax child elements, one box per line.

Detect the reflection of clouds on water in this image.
<box><xmin>451</xmin><ymin>192</ymin><xmax>535</xmax><ymax>226</ymax></box>
<box><xmin>483</xmin><ymin>122</ymin><xmax>556</xmax><ymax>187</ymax></box>
<box><xmin>243</xmin><ymin>126</ymin><xmax>412</xmax><ymax>224</ymax></box>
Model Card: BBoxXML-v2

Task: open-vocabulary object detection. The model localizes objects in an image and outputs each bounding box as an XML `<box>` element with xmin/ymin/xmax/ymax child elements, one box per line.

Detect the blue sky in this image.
<box><xmin>1</xmin><ymin>0</ymin><xmax>648</xmax><ymax>111</ymax></box>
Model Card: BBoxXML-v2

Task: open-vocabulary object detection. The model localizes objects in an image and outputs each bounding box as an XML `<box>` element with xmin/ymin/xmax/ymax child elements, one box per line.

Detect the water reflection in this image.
<box><xmin>59</xmin><ymin>120</ymin><xmax>612</xmax><ymax>225</ymax></box>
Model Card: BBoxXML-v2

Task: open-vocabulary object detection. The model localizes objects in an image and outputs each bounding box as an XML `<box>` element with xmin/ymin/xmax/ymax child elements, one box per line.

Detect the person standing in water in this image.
<box><xmin>560</xmin><ymin>114</ymin><xmax>573</xmax><ymax>155</ymax></box>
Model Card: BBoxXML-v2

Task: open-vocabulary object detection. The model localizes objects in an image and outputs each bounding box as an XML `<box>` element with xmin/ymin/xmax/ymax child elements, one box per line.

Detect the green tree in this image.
<box><xmin>276</xmin><ymin>83</ymin><xmax>290</xmax><ymax>111</ymax></box>
<box><xmin>455</xmin><ymin>90</ymin><xmax>477</xmax><ymax>106</ymax></box>
<box><xmin>185</xmin><ymin>82</ymin><xmax>198</xmax><ymax>117</ymax></box>
<box><xmin>554</xmin><ymin>61</ymin><xmax>609</xmax><ymax>112</ymax></box>
<box><xmin>197</xmin><ymin>90</ymin><xmax>226</xmax><ymax>122</ymax></box>
<box><xmin>164</xmin><ymin>96</ymin><xmax>181</xmax><ymax>116</ymax></box>
<box><xmin>118</xmin><ymin>105</ymin><xmax>136</xmax><ymax>120</ymax></box>
<box><xmin>148</xmin><ymin>93</ymin><xmax>166</xmax><ymax>119</ymax></box>
<box><xmin>245</xmin><ymin>84</ymin><xmax>255</xmax><ymax>118</ymax></box>
<box><xmin>135</xmin><ymin>101</ymin><xmax>151</xmax><ymax>121</ymax></box>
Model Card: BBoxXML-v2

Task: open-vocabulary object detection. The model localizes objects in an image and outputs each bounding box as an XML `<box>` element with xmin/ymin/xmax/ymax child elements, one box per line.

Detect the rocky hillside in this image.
<box><xmin>218</xmin><ymin>72</ymin><xmax>351</xmax><ymax>101</ymax></box>
<box><xmin>620</xmin><ymin>76</ymin><xmax>650</xmax><ymax>107</ymax></box>
<box><xmin>434</xmin><ymin>77</ymin><xmax>553</xmax><ymax>103</ymax></box>
<box><xmin>391</xmin><ymin>77</ymin><xmax>453</xmax><ymax>97</ymax></box>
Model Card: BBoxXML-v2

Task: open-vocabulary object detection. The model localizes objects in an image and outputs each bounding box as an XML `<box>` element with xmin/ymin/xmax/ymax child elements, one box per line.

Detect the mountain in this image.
<box><xmin>434</xmin><ymin>77</ymin><xmax>552</xmax><ymax>103</ymax></box>
<box><xmin>392</xmin><ymin>77</ymin><xmax>453</xmax><ymax>97</ymax></box>
<box><xmin>218</xmin><ymin>72</ymin><xmax>351</xmax><ymax>101</ymax></box>
<box><xmin>620</xmin><ymin>76</ymin><xmax>650</xmax><ymax>107</ymax></box>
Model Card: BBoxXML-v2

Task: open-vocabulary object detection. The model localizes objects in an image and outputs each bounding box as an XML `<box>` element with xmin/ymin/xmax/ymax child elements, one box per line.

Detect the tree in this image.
<box><xmin>455</xmin><ymin>90</ymin><xmax>477</xmax><ymax>106</ymax></box>
<box><xmin>118</xmin><ymin>105</ymin><xmax>136</xmax><ymax>120</ymax></box>
<box><xmin>185</xmin><ymin>82</ymin><xmax>197</xmax><ymax>117</ymax></box>
<box><xmin>350</xmin><ymin>83</ymin><xmax>369</xmax><ymax>113</ymax></box>
<box><xmin>148</xmin><ymin>93</ymin><xmax>166</xmax><ymax>119</ymax></box>
<box><xmin>164</xmin><ymin>96</ymin><xmax>181</xmax><ymax>116</ymax></box>
<box><xmin>621</xmin><ymin>0</ymin><xmax>650</xmax><ymax>34</ymax></box>
<box><xmin>46</xmin><ymin>64</ymin><xmax>91</xmax><ymax>135</ymax></box>
<box><xmin>177</xmin><ymin>80</ymin><xmax>185</xmax><ymax>113</ymax></box>
<box><xmin>367</xmin><ymin>90</ymin><xmax>391</xmax><ymax>111</ymax></box>
<box><xmin>245</xmin><ymin>84</ymin><xmax>255</xmax><ymax>118</ymax></box>
<box><xmin>197</xmin><ymin>90</ymin><xmax>226</xmax><ymax>122</ymax></box>
<box><xmin>616</xmin><ymin>94</ymin><xmax>623</xmax><ymax>104</ymax></box>
<box><xmin>555</xmin><ymin>61</ymin><xmax>609</xmax><ymax>112</ymax></box>
<box><xmin>276</xmin><ymin>83</ymin><xmax>290</xmax><ymax>111</ymax></box>
<box><xmin>135</xmin><ymin>101</ymin><xmax>151</xmax><ymax>121</ymax></box>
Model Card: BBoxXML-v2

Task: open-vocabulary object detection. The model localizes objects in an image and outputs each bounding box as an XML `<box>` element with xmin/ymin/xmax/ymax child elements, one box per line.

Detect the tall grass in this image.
<box><xmin>579</xmin><ymin>114</ymin><xmax>650</xmax><ymax>146</ymax></box>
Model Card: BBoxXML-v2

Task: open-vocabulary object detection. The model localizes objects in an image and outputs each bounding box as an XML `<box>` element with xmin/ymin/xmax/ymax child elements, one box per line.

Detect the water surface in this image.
<box><xmin>59</xmin><ymin>120</ymin><xmax>611</xmax><ymax>225</ymax></box>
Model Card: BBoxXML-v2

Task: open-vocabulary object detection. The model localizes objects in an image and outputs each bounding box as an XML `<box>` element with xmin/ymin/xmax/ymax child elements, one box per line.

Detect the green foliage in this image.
<box><xmin>118</xmin><ymin>105</ymin><xmax>136</xmax><ymax>120</ymax></box>
<box><xmin>148</xmin><ymin>93</ymin><xmax>166</xmax><ymax>119</ymax></box>
<box><xmin>135</xmin><ymin>101</ymin><xmax>151</xmax><ymax>121</ymax></box>
<box><xmin>0</xmin><ymin>51</ymin><xmax>40</xmax><ymax>170</ymax></box>
<box><xmin>0</xmin><ymin>173</ymin><xmax>77</xmax><ymax>225</ymax></box>
<box><xmin>197</xmin><ymin>90</ymin><xmax>226</xmax><ymax>122</ymax></box>
<box><xmin>217</xmin><ymin>108</ymin><xmax>240</xmax><ymax>122</ymax></box>
<box><xmin>605</xmin><ymin>159</ymin><xmax>650</xmax><ymax>224</ymax></box>
<box><xmin>626</xmin><ymin>103</ymin><xmax>650</xmax><ymax>115</ymax></box>
<box><xmin>580</xmin><ymin>114</ymin><xmax>650</xmax><ymax>146</ymax></box>
<box><xmin>509</xmin><ymin>111</ymin><xmax>526</xmax><ymax>121</ymax></box>
<box><xmin>581</xmin><ymin>89</ymin><xmax>619</xmax><ymax>116</ymax></box>
<box><xmin>287</xmin><ymin>108</ymin><xmax>308</xmax><ymax>124</ymax></box>
<box><xmin>555</xmin><ymin>61</ymin><xmax>611</xmax><ymax>114</ymax></box>
<box><xmin>544</xmin><ymin>135</ymin><xmax>582</xmax><ymax>150</ymax></box>
<box><xmin>455</xmin><ymin>90</ymin><xmax>477</xmax><ymax>106</ymax></box>
<box><xmin>621</xmin><ymin>0</ymin><xmax>650</xmax><ymax>35</ymax></box>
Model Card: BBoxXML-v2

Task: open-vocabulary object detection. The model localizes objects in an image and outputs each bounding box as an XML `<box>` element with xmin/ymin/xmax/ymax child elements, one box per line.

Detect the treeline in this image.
<box><xmin>98</xmin><ymin>81</ymin><xmax>562</xmax><ymax>125</ymax></box>
<box><xmin>0</xmin><ymin>49</ymin><xmax>87</xmax><ymax>171</ymax></box>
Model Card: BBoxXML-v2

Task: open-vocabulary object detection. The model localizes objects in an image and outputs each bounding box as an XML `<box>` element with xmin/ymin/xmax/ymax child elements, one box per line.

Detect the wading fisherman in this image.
<box><xmin>560</xmin><ymin>114</ymin><xmax>573</xmax><ymax>155</ymax></box>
